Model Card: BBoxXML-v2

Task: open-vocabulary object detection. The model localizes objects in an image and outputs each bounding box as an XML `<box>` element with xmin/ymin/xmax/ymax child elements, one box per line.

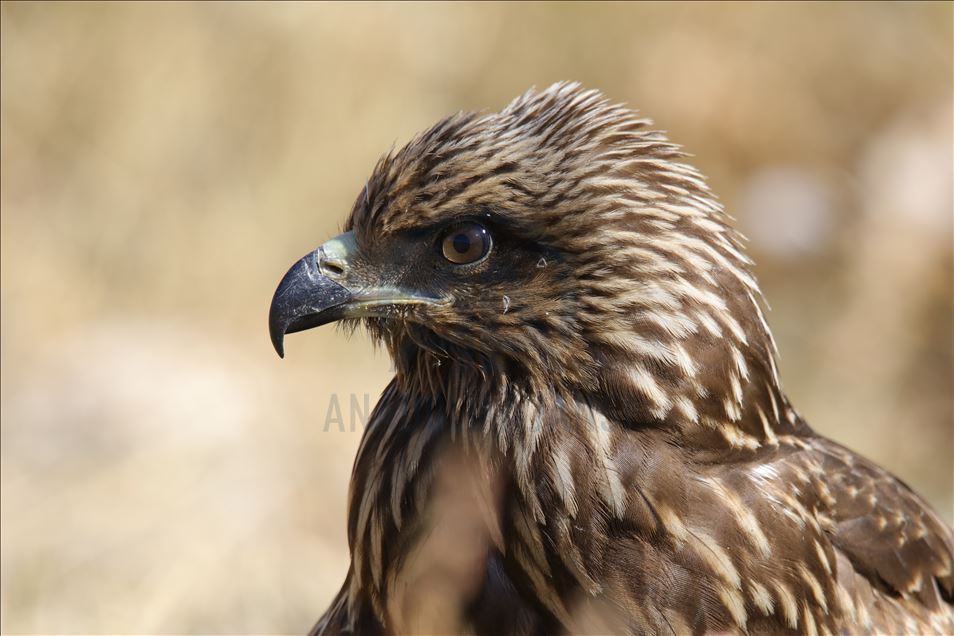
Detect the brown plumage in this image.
<box><xmin>269</xmin><ymin>83</ymin><xmax>954</xmax><ymax>635</ymax></box>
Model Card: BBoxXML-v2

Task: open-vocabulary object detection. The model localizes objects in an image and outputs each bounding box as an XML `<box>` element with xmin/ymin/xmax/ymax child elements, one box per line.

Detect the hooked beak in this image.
<box><xmin>268</xmin><ymin>231</ymin><xmax>438</xmax><ymax>358</ymax></box>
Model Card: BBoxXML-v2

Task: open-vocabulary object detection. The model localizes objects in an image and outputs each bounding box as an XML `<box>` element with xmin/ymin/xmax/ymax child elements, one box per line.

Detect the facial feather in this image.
<box><xmin>346</xmin><ymin>82</ymin><xmax>784</xmax><ymax>452</ymax></box>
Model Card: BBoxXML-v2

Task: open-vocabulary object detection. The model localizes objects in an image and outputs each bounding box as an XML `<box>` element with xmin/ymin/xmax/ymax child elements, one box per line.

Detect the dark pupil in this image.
<box><xmin>452</xmin><ymin>233</ymin><xmax>471</xmax><ymax>254</ymax></box>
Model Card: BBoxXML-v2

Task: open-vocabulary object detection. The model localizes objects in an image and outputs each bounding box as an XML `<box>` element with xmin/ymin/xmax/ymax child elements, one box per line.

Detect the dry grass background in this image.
<box><xmin>1</xmin><ymin>2</ymin><xmax>951</xmax><ymax>633</ymax></box>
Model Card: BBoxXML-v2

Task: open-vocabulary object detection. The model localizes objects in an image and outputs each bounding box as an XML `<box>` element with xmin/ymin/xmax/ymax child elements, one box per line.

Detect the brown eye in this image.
<box><xmin>441</xmin><ymin>222</ymin><xmax>491</xmax><ymax>265</ymax></box>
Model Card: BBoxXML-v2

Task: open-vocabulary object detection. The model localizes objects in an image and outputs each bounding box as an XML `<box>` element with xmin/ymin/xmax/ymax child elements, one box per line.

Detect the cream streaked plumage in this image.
<box><xmin>268</xmin><ymin>82</ymin><xmax>954</xmax><ymax>635</ymax></box>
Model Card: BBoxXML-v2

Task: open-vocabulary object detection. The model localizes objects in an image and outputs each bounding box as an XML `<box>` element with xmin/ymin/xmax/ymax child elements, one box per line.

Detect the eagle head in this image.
<box><xmin>270</xmin><ymin>82</ymin><xmax>781</xmax><ymax>445</ymax></box>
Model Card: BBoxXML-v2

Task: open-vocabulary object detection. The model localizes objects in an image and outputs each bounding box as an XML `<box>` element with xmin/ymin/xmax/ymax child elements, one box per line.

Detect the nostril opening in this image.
<box><xmin>322</xmin><ymin>260</ymin><xmax>346</xmax><ymax>277</ymax></box>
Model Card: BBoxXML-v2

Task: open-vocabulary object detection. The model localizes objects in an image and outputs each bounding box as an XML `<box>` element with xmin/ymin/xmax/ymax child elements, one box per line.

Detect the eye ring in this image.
<box><xmin>440</xmin><ymin>222</ymin><xmax>492</xmax><ymax>265</ymax></box>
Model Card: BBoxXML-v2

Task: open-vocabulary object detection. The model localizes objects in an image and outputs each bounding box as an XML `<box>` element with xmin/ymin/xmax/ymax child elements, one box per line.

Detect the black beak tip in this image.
<box><xmin>271</xmin><ymin>334</ymin><xmax>286</xmax><ymax>359</ymax></box>
<box><xmin>268</xmin><ymin>304</ymin><xmax>288</xmax><ymax>359</ymax></box>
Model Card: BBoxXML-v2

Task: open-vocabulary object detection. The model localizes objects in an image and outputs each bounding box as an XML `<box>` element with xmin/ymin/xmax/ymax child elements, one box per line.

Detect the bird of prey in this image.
<box><xmin>269</xmin><ymin>83</ymin><xmax>954</xmax><ymax>635</ymax></box>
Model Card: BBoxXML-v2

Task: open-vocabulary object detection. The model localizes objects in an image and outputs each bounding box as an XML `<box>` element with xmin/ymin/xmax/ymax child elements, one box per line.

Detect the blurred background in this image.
<box><xmin>1</xmin><ymin>2</ymin><xmax>951</xmax><ymax>633</ymax></box>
